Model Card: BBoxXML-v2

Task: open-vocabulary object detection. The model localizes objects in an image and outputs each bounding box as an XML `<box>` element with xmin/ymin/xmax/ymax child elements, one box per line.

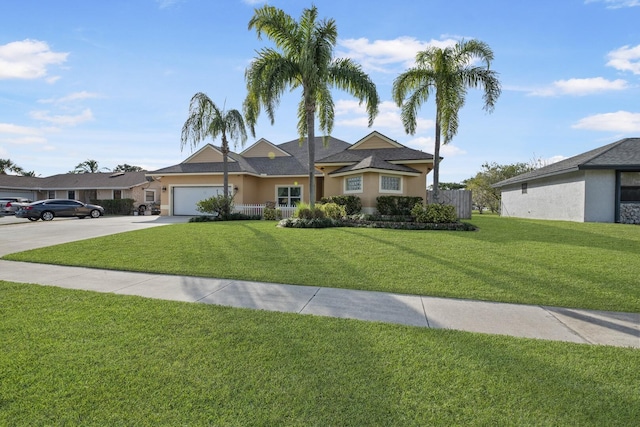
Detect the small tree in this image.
<box><xmin>464</xmin><ymin>162</ymin><xmax>535</xmax><ymax>213</ymax></box>
<box><xmin>196</xmin><ymin>194</ymin><xmax>234</xmax><ymax>218</ymax></box>
<box><xmin>181</xmin><ymin>93</ymin><xmax>247</xmax><ymax>217</ymax></box>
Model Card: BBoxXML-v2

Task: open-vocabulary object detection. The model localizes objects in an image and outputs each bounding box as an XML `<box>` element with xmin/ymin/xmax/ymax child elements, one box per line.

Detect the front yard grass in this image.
<box><xmin>3</xmin><ymin>215</ymin><xmax>640</xmax><ymax>312</ymax></box>
<box><xmin>2</xmin><ymin>281</ymin><xmax>639</xmax><ymax>426</ymax></box>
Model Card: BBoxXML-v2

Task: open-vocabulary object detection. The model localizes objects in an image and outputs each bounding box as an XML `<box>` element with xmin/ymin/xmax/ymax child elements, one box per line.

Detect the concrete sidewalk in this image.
<box><xmin>1</xmin><ymin>259</ymin><xmax>638</xmax><ymax>348</ymax></box>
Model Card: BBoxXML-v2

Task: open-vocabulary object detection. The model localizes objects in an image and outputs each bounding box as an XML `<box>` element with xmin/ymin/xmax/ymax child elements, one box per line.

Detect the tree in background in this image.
<box><xmin>244</xmin><ymin>5</ymin><xmax>379</xmax><ymax>208</ymax></box>
<box><xmin>113</xmin><ymin>164</ymin><xmax>145</xmax><ymax>172</ymax></box>
<box><xmin>71</xmin><ymin>159</ymin><xmax>109</xmax><ymax>174</ymax></box>
<box><xmin>392</xmin><ymin>39</ymin><xmax>501</xmax><ymax>203</ymax></box>
<box><xmin>0</xmin><ymin>159</ymin><xmax>25</xmax><ymax>175</ymax></box>
<box><xmin>464</xmin><ymin>162</ymin><xmax>535</xmax><ymax>213</ymax></box>
<box><xmin>428</xmin><ymin>182</ymin><xmax>466</xmax><ymax>190</ymax></box>
<box><xmin>181</xmin><ymin>93</ymin><xmax>247</xmax><ymax>216</ymax></box>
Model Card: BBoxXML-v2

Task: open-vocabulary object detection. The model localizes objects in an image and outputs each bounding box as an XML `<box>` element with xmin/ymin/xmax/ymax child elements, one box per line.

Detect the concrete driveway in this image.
<box><xmin>0</xmin><ymin>214</ymin><xmax>189</xmax><ymax>257</ymax></box>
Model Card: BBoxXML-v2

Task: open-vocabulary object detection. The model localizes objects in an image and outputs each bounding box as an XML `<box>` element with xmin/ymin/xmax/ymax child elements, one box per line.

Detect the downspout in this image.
<box><xmin>614</xmin><ymin>170</ymin><xmax>621</xmax><ymax>223</ymax></box>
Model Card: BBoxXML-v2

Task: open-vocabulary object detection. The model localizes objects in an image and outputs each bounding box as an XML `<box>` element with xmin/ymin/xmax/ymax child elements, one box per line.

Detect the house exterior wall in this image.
<box><xmin>584</xmin><ymin>169</ymin><xmax>616</xmax><ymax>222</ymax></box>
<box><xmin>157</xmin><ymin>174</ymin><xmax>309</xmax><ymax>215</ymax></box>
<box><xmin>500</xmin><ymin>171</ymin><xmax>587</xmax><ymax>221</ymax></box>
<box><xmin>322</xmin><ymin>163</ymin><xmax>429</xmax><ymax>213</ymax></box>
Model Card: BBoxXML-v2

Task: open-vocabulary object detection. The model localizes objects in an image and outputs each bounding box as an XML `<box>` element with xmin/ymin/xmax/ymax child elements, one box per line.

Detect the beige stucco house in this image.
<box><xmin>148</xmin><ymin>131</ymin><xmax>435</xmax><ymax>216</ymax></box>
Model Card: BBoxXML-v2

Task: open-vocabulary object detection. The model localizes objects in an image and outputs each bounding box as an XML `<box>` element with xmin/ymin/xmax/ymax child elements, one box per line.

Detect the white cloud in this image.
<box><xmin>586</xmin><ymin>0</ymin><xmax>640</xmax><ymax>8</ymax></box>
<box><xmin>337</xmin><ymin>37</ymin><xmax>458</xmax><ymax>73</ymax></box>
<box><xmin>0</xmin><ymin>123</ymin><xmax>46</xmax><ymax>145</ymax></box>
<box><xmin>29</xmin><ymin>108</ymin><xmax>94</xmax><ymax>127</ymax></box>
<box><xmin>0</xmin><ymin>39</ymin><xmax>68</xmax><ymax>80</ymax></box>
<box><xmin>334</xmin><ymin>99</ymin><xmax>434</xmax><ymax>132</ymax></box>
<box><xmin>529</xmin><ymin>77</ymin><xmax>628</xmax><ymax>96</ymax></box>
<box><xmin>606</xmin><ymin>44</ymin><xmax>640</xmax><ymax>74</ymax></box>
<box><xmin>38</xmin><ymin>91</ymin><xmax>102</xmax><ymax>104</ymax></box>
<box><xmin>572</xmin><ymin>110</ymin><xmax>640</xmax><ymax>132</ymax></box>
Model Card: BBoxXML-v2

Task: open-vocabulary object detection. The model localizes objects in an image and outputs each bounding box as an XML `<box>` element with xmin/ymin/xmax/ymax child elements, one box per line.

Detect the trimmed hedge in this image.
<box><xmin>92</xmin><ymin>199</ymin><xmax>134</xmax><ymax>215</ymax></box>
<box><xmin>376</xmin><ymin>196</ymin><xmax>423</xmax><ymax>216</ymax></box>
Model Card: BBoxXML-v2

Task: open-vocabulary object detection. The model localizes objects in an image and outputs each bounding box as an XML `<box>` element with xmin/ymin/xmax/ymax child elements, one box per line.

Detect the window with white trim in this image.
<box><xmin>380</xmin><ymin>175</ymin><xmax>402</xmax><ymax>193</ymax></box>
<box><xmin>344</xmin><ymin>176</ymin><xmax>363</xmax><ymax>193</ymax></box>
<box><xmin>67</xmin><ymin>190</ymin><xmax>75</xmax><ymax>199</ymax></box>
<box><xmin>47</xmin><ymin>190</ymin><xmax>55</xmax><ymax>199</ymax></box>
<box><xmin>277</xmin><ymin>186</ymin><xmax>302</xmax><ymax>206</ymax></box>
<box><xmin>145</xmin><ymin>190</ymin><xmax>155</xmax><ymax>202</ymax></box>
<box><xmin>113</xmin><ymin>189</ymin><xmax>122</xmax><ymax>199</ymax></box>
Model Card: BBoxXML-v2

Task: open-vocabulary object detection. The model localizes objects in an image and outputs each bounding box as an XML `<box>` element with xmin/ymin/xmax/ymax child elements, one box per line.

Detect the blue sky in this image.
<box><xmin>1</xmin><ymin>0</ymin><xmax>639</xmax><ymax>184</ymax></box>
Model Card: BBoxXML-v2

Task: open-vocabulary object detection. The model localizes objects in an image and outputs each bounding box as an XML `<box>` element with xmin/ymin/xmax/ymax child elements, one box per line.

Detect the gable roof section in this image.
<box><xmin>350</xmin><ymin>131</ymin><xmax>404</xmax><ymax>149</ymax></box>
<box><xmin>183</xmin><ymin>144</ymin><xmax>236</xmax><ymax>163</ymax></box>
<box><xmin>241</xmin><ymin>138</ymin><xmax>290</xmax><ymax>158</ymax></box>
<box><xmin>494</xmin><ymin>138</ymin><xmax>640</xmax><ymax>188</ymax></box>
<box><xmin>0</xmin><ymin>172</ymin><xmax>152</xmax><ymax>191</ymax></box>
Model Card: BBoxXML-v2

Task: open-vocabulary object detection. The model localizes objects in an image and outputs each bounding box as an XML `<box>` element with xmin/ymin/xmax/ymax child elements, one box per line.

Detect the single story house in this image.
<box><xmin>493</xmin><ymin>137</ymin><xmax>640</xmax><ymax>223</ymax></box>
<box><xmin>148</xmin><ymin>131</ymin><xmax>435</xmax><ymax>216</ymax></box>
<box><xmin>0</xmin><ymin>171</ymin><xmax>161</xmax><ymax>214</ymax></box>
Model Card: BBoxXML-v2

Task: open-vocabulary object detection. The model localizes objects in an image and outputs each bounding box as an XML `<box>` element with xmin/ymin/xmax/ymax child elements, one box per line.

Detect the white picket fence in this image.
<box><xmin>233</xmin><ymin>204</ymin><xmax>296</xmax><ymax>219</ymax></box>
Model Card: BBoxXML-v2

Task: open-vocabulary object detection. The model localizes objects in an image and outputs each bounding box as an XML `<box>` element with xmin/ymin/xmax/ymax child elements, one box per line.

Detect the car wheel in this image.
<box><xmin>90</xmin><ymin>209</ymin><xmax>101</xmax><ymax>218</ymax></box>
<box><xmin>28</xmin><ymin>217</ymin><xmax>38</xmax><ymax>221</ymax></box>
<box><xmin>41</xmin><ymin>211</ymin><xmax>55</xmax><ymax>221</ymax></box>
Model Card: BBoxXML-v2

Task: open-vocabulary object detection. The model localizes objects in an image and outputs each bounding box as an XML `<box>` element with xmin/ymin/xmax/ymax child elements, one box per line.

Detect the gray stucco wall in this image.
<box><xmin>500</xmin><ymin>171</ymin><xmax>586</xmax><ymax>221</ymax></box>
<box><xmin>500</xmin><ymin>169</ymin><xmax>618</xmax><ymax>223</ymax></box>
<box><xmin>584</xmin><ymin>169</ymin><xmax>616</xmax><ymax>222</ymax></box>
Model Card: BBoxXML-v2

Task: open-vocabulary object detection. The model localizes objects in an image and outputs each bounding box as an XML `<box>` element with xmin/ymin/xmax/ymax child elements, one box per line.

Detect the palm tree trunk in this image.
<box><xmin>432</xmin><ymin>119</ymin><xmax>441</xmax><ymax>204</ymax></box>
<box><xmin>306</xmin><ymin>105</ymin><xmax>316</xmax><ymax>209</ymax></box>
<box><xmin>221</xmin><ymin>134</ymin><xmax>230</xmax><ymax>217</ymax></box>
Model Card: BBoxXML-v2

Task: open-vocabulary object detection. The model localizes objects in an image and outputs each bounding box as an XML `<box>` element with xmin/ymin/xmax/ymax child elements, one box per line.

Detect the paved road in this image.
<box><xmin>1</xmin><ymin>215</ymin><xmax>638</xmax><ymax>347</ymax></box>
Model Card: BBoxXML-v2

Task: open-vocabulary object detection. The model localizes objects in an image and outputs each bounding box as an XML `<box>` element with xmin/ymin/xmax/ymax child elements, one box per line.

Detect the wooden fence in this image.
<box><xmin>426</xmin><ymin>190</ymin><xmax>472</xmax><ymax>219</ymax></box>
<box><xmin>233</xmin><ymin>204</ymin><xmax>296</xmax><ymax>219</ymax></box>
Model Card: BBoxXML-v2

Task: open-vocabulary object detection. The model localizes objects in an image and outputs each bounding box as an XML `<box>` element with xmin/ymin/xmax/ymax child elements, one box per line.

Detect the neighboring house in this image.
<box><xmin>0</xmin><ymin>172</ymin><xmax>161</xmax><ymax>213</ymax></box>
<box><xmin>493</xmin><ymin>138</ymin><xmax>640</xmax><ymax>223</ymax></box>
<box><xmin>148</xmin><ymin>131</ymin><xmax>435</xmax><ymax>216</ymax></box>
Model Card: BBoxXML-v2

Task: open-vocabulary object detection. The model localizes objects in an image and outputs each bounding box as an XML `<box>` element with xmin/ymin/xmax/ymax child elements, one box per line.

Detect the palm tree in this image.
<box><xmin>244</xmin><ymin>5</ymin><xmax>379</xmax><ymax>208</ymax></box>
<box><xmin>392</xmin><ymin>39</ymin><xmax>501</xmax><ymax>203</ymax></box>
<box><xmin>181</xmin><ymin>92</ymin><xmax>247</xmax><ymax>214</ymax></box>
<box><xmin>71</xmin><ymin>159</ymin><xmax>108</xmax><ymax>174</ymax></box>
<box><xmin>0</xmin><ymin>158</ymin><xmax>25</xmax><ymax>175</ymax></box>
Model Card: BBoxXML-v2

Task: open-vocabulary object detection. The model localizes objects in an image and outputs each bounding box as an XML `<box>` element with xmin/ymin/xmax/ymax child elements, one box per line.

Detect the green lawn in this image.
<box><xmin>4</xmin><ymin>216</ymin><xmax>640</xmax><ymax>312</ymax></box>
<box><xmin>2</xmin><ymin>281</ymin><xmax>639</xmax><ymax>426</ymax></box>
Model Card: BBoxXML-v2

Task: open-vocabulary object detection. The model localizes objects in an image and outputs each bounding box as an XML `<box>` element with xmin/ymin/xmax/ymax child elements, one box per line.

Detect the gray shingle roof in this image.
<box><xmin>0</xmin><ymin>172</ymin><xmax>151</xmax><ymax>190</ymax></box>
<box><xmin>494</xmin><ymin>138</ymin><xmax>640</xmax><ymax>188</ymax></box>
<box><xmin>149</xmin><ymin>136</ymin><xmax>353</xmax><ymax>177</ymax></box>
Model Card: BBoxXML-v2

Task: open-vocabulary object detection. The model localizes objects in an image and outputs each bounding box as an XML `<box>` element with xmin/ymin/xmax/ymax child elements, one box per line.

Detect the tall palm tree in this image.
<box><xmin>0</xmin><ymin>158</ymin><xmax>24</xmax><ymax>175</ymax></box>
<box><xmin>181</xmin><ymin>92</ymin><xmax>247</xmax><ymax>214</ymax></box>
<box><xmin>244</xmin><ymin>5</ymin><xmax>379</xmax><ymax>208</ymax></box>
<box><xmin>392</xmin><ymin>39</ymin><xmax>501</xmax><ymax>203</ymax></box>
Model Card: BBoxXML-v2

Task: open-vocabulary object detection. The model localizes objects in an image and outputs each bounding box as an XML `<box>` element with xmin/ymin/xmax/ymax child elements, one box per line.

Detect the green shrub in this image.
<box><xmin>196</xmin><ymin>195</ymin><xmax>233</xmax><ymax>218</ymax></box>
<box><xmin>376</xmin><ymin>196</ymin><xmax>423</xmax><ymax>216</ymax></box>
<box><xmin>93</xmin><ymin>198</ymin><xmax>134</xmax><ymax>215</ymax></box>
<box><xmin>263</xmin><ymin>207</ymin><xmax>281</xmax><ymax>221</ymax></box>
<box><xmin>293</xmin><ymin>202</ymin><xmax>325</xmax><ymax>220</ymax></box>
<box><xmin>320</xmin><ymin>195</ymin><xmax>362</xmax><ymax>215</ymax></box>
<box><xmin>411</xmin><ymin>203</ymin><xmax>457</xmax><ymax>223</ymax></box>
<box><xmin>319</xmin><ymin>202</ymin><xmax>346</xmax><ymax>220</ymax></box>
<box><xmin>278</xmin><ymin>217</ymin><xmax>336</xmax><ymax>228</ymax></box>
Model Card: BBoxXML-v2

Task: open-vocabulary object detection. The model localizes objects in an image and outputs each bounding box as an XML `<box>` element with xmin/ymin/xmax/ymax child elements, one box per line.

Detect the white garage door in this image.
<box><xmin>173</xmin><ymin>186</ymin><xmax>225</xmax><ymax>216</ymax></box>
